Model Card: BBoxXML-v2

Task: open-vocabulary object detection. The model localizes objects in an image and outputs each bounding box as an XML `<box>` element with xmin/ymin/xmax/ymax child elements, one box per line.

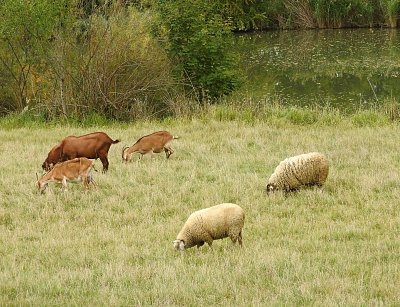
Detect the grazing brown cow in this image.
<box><xmin>36</xmin><ymin>157</ymin><xmax>96</xmax><ymax>193</ymax></box>
<box><xmin>42</xmin><ymin>132</ymin><xmax>120</xmax><ymax>173</ymax></box>
<box><xmin>122</xmin><ymin>131</ymin><xmax>179</xmax><ymax>162</ymax></box>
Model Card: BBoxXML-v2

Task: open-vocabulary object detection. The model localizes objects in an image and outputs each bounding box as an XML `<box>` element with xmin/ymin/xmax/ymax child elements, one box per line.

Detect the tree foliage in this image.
<box><xmin>0</xmin><ymin>0</ymin><xmax>399</xmax><ymax>120</ymax></box>
<box><xmin>0</xmin><ymin>1</ymin><xmax>175</xmax><ymax>120</ymax></box>
<box><xmin>0</xmin><ymin>0</ymin><xmax>71</xmax><ymax>113</ymax></box>
<box><xmin>156</xmin><ymin>0</ymin><xmax>242</xmax><ymax>101</ymax></box>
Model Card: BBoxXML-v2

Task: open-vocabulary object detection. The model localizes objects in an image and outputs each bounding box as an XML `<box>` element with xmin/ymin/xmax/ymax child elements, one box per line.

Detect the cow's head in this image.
<box><xmin>42</xmin><ymin>144</ymin><xmax>62</xmax><ymax>171</ymax></box>
<box><xmin>36</xmin><ymin>181</ymin><xmax>48</xmax><ymax>194</ymax></box>
<box><xmin>42</xmin><ymin>161</ymin><xmax>54</xmax><ymax>172</ymax></box>
<box><xmin>35</xmin><ymin>173</ymin><xmax>48</xmax><ymax>194</ymax></box>
<box><xmin>121</xmin><ymin>146</ymin><xmax>130</xmax><ymax>162</ymax></box>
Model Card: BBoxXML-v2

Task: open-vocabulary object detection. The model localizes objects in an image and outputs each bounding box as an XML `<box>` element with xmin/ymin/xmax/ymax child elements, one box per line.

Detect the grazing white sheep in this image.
<box><xmin>173</xmin><ymin>203</ymin><xmax>245</xmax><ymax>251</ymax></box>
<box><xmin>266</xmin><ymin>152</ymin><xmax>329</xmax><ymax>193</ymax></box>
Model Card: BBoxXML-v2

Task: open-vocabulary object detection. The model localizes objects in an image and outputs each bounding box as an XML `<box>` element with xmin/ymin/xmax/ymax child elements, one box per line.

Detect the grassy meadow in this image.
<box><xmin>1</xmin><ymin>110</ymin><xmax>400</xmax><ymax>305</ymax></box>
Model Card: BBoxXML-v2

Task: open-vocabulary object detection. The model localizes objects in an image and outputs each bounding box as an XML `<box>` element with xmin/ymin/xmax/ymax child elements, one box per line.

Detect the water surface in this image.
<box><xmin>237</xmin><ymin>29</ymin><xmax>400</xmax><ymax>110</ymax></box>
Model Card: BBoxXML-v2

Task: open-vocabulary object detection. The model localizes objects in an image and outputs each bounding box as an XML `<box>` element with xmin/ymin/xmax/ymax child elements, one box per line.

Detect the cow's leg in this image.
<box><xmin>88</xmin><ymin>173</ymin><xmax>97</xmax><ymax>188</ymax></box>
<box><xmin>99</xmin><ymin>154</ymin><xmax>109</xmax><ymax>173</ymax></box>
<box><xmin>90</xmin><ymin>177</ymin><xmax>97</xmax><ymax>188</ymax></box>
<box><xmin>62</xmin><ymin>177</ymin><xmax>68</xmax><ymax>191</ymax></box>
<box><xmin>82</xmin><ymin>176</ymin><xmax>89</xmax><ymax>190</ymax></box>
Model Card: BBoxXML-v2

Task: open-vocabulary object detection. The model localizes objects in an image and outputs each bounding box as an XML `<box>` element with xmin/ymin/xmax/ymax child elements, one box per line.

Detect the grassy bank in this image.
<box><xmin>2</xmin><ymin>99</ymin><xmax>400</xmax><ymax>129</ymax></box>
<box><xmin>1</xmin><ymin>112</ymin><xmax>400</xmax><ymax>305</ymax></box>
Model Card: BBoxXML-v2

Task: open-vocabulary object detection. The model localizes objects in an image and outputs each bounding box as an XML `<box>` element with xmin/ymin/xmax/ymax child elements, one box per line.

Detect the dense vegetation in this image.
<box><xmin>0</xmin><ymin>0</ymin><xmax>399</xmax><ymax>121</ymax></box>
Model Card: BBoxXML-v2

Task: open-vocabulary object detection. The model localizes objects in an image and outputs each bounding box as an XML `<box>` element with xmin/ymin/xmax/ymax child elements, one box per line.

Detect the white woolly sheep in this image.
<box><xmin>173</xmin><ymin>203</ymin><xmax>245</xmax><ymax>251</ymax></box>
<box><xmin>266</xmin><ymin>152</ymin><xmax>329</xmax><ymax>193</ymax></box>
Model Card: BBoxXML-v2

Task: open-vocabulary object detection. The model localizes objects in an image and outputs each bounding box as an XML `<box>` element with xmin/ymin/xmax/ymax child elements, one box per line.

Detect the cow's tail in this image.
<box><xmin>112</xmin><ymin>139</ymin><xmax>121</xmax><ymax>144</ymax></box>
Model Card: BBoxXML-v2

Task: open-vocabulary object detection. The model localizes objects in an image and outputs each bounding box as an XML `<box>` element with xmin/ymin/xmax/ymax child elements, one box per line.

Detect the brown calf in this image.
<box><xmin>36</xmin><ymin>157</ymin><xmax>96</xmax><ymax>193</ymax></box>
<box><xmin>122</xmin><ymin>131</ymin><xmax>178</xmax><ymax>162</ymax></box>
<box><xmin>42</xmin><ymin>132</ymin><xmax>120</xmax><ymax>173</ymax></box>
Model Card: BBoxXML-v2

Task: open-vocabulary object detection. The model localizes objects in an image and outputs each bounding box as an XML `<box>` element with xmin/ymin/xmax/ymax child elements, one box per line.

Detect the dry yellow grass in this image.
<box><xmin>0</xmin><ymin>119</ymin><xmax>399</xmax><ymax>305</ymax></box>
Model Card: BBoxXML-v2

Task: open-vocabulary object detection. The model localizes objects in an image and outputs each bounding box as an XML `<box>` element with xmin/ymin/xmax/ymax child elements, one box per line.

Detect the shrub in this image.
<box><xmin>156</xmin><ymin>0</ymin><xmax>242</xmax><ymax>101</ymax></box>
<box><xmin>72</xmin><ymin>7</ymin><xmax>175</xmax><ymax>120</ymax></box>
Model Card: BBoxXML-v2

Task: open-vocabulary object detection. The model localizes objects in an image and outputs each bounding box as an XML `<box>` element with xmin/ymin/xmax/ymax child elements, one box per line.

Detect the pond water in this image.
<box><xmin>236</xmin><ymin>29</ymin><xmax>400</xmax><ymax>111</ymax></box>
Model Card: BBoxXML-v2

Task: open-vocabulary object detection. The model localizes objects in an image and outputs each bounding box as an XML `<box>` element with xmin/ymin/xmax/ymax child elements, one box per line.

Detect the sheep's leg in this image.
<box><xmin>230</xmin><ymin>235</ymin><xmax>238</xmax><ymax>245</ymax></box>
<box><xmin>230</xmin><ymin>231</ymin><xmax>243</xmax><ymax>246</ymax></box>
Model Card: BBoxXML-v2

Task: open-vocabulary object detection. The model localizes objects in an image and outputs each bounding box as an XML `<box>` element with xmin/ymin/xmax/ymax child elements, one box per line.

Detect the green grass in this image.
<box><xmin>1</xmin><ymin>115</ymin><xmax>400</xmax><ymax>305</ymax></box>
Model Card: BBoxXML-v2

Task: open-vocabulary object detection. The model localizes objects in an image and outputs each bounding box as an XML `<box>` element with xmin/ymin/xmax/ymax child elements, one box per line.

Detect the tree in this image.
<box><xmin>0</xmin><ymin>0</ymin><xmax>70</xmax><ymax>113</ymax></box>
<box><xmin>156</xmin><ymin>0</ymin><xmax>242</xmax><ymax>101</ymax></box>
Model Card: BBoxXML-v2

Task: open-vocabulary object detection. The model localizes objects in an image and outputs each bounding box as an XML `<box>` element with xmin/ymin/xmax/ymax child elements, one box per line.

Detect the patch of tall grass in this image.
<box><xmin>2</xmin><ymin>98</ymin><xmax>400</xmax><ymax>129</ymax></box>
<box><xmin>244</xmin><ymin>0</ymin><xmax>397</xmax><ymax>29</ymax></box>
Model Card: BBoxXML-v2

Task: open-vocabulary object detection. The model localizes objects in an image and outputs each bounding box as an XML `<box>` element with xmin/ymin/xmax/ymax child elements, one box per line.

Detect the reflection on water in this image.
<box><xmin>237</xmin><ymin>29</ymin><xmax>400</xmax><ymax>110</ymax></box>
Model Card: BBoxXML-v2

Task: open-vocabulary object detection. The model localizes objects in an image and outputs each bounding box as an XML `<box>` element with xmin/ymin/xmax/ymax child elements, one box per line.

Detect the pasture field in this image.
<box><xmin>1</xmin><ymin>118</ymin><xmax>400</xmax><ymax>305</ymax></box>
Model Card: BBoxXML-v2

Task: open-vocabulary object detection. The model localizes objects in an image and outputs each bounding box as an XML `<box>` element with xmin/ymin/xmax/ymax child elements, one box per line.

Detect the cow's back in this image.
<box><xmin>62</xmin><ymin>132</ymin><xmax>113</xmax><ymax>159</ymax></box>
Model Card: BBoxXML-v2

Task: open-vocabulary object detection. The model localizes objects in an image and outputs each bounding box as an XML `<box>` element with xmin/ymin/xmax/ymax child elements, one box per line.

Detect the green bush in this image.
<box><xmin>156</xmin><ymin>0</ymin><xmax>242</xmax><ymax>100</ymax></box>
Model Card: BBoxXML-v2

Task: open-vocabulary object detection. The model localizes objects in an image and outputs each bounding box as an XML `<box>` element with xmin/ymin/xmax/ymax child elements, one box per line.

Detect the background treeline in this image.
<box><xmin>0</xmin><ymin>0</ymin><xmax>399</xmax><ymax>121</ymax></box>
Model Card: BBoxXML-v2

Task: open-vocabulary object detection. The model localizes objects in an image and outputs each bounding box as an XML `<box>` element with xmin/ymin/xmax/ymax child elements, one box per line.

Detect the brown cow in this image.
<box><xmin>122</xmin><ymin>131</ymin><xmax>179</xmax><ymax>162</ymax></box>
<box><xmin>42</xmin><ymin>132</ymin><xmax>120</xmax><ymax>173</ymax></box>
<box><xmin>36</xmin><ymin>157</ymin><xmax>96</xmax><ymax>193</ymax></box>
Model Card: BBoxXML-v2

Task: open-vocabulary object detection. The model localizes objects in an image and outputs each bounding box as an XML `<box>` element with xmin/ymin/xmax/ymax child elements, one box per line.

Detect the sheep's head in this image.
<box><xmin>266</xmin><ymin>183</ymin><xmax>276</xmax><ymax>193</ymax></box>
<box><xmin>173</xmin><ymin>240</ymin><xmax>185</xmax><ymax>251</ymax></box>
